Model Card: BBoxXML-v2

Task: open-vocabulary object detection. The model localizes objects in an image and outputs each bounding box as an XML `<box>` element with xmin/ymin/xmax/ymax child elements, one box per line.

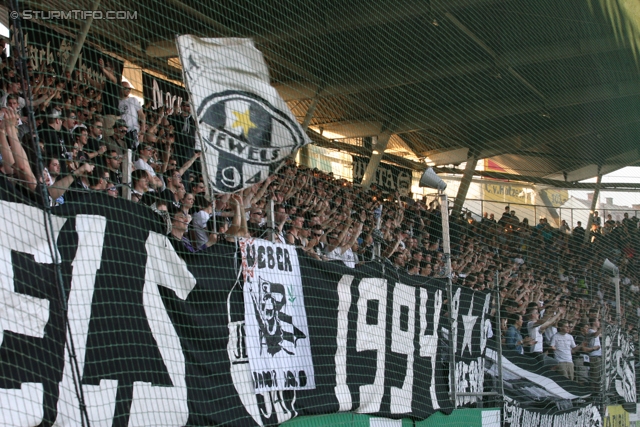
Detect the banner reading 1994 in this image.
<box><xmin>0</xmin><ymin>190</ymin><xmax>484</xmax><ymax>426</ymax></box>
<box><xmin>0</xmin><ymin>187</ymin><xmax>616</xmax><ymax>427</ymax></box>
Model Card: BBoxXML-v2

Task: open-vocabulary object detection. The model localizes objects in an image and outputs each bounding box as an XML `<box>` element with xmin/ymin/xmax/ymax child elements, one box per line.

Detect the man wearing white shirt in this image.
<box><xmin>526</xmin><ymin>303</ymin><xmax>562</xmax><ymax>364</ymax></box>
<box><xmin>192</xmin><ymin>195</ymin><xmax>214</xmax><ymax>248</ymax></box>
<box><xmin>588</xmin><ymin>317</ymin><xmax>602</xmax><ymax>392</ymax></box>
<box><xmin>134</xmin><ymin>143</ymin><xmax>163</xmax><ymax>190</ymax></box>
<box><xmin>325</xmin><ymin>214</ymin><xmax>365</xmax><ymax>268</ymax></box>
<box><xmin>550</xmin><ymin>320</ymin><xmax>578</xmax><ymax>380</ymax></box>
<box><xmin>118</xmin><ymin>82</ymin><xmax>145</xmax><ymax>149</ymax></box>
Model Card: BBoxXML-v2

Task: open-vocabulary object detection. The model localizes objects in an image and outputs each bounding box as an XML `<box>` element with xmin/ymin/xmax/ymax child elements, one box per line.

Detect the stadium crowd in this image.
<box><xmin>1</xmin><ymin>42</ymin><xmax>640</xmax><ymax>391</ymax></box>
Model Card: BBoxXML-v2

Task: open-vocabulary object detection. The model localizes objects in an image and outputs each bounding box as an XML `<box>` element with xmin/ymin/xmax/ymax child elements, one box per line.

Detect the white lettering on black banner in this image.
<box><xmin>503</xmin><ymin>398</ymin><xmax>602</xmax><ymax>427</ymax></box>
<box><xmin>332</xmin><ymin>276</ymin><xmax>448</xmax><ymax>415</ymax></box>
<box><xmin>0</xmin><ymin>201</ymin><xmax>66</xmax><ymax>427</ymax></box>
<box><xmin>355</xmin><ymin>278</ymin><xmax>387</xmax><ymax>413</ymax></box>
<box><xmin>334</xmin><ymin>275</ymin><xmax>354</xmax><ymax>412</ymax></box>
<box><xmin>129</xmin><ymin>232</ymin><xmax>196</xmax><ymax>426</ymax></box>
<box><xmin>419</xmin><ymin>288</ymin><xmax>442</xmax><ymax>410</ymax></box>
<box><xmin>55</xmin><ymin>215</ymin><xmax>116</xmax><ymax>427</ymax></box>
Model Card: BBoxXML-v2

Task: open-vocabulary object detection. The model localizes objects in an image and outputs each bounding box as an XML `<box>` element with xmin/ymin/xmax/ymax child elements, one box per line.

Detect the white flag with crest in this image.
<box><xmin>176</xmin><ymin>36</ymin><xmax>310</xmax><ymax>194</ymax></box>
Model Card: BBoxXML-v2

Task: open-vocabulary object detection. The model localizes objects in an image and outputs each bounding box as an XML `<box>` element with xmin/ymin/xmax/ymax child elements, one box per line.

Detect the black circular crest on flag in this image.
<box><xmin>197</xmin><ymin>90</ymin><xmax>307</xmax><ymax>193</ymax></box>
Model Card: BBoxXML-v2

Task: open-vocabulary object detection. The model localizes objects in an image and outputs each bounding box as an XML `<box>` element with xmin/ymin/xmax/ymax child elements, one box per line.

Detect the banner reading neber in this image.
<box><xmin>175</xmin><ymin>36</ymin><xmax>310</xmax><ymax>194</ymax></box>
<box><xmin>240</xmin><ymin>239</ymin><xmax>315</xmax><ymax>394</ymax></box>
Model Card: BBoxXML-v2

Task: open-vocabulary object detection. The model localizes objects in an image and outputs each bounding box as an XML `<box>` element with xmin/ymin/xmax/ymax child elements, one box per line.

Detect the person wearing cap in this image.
<box><xmin>86</xmin><ymin>166</ymin><xmax>111</xmax><ymax>193</ymax></box>
<box><xmin>118</xmin><ymin>81</ymin><xmax>145</xmax><ymax>150</ymax></box>
<box><xmin>498</xmin><ymin>206</ymin><xmax>511</xmax><ymax>229</ymax></box>
<box><xmin>104</xmin><ymin>119</ymin><xmax>128</xmax><ymax>154</ymax></box>
<box><xmin>285</xmin><ymin>214</ymin><xmax>306</xmax><ymax>246</ymax></box>
<box><xmin>103</xmin><ymin>148</ymin><xmax>123</xmax><ymax>195</ymax></box>
<box><xmin>40</xmin><ymin>108</ymin><xmax>71</xmax><ymax>175</ymax></box>
<box><xmin>247</xmin><ymin>206</ymin><xmax>268</xmax><ymax>239</ymax></box>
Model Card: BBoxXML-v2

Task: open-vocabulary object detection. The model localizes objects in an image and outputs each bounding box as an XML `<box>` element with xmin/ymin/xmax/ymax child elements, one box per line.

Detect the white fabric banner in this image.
<box><xmin>175</xmin><ymin>36</ymin><xmax>310</xmax><ymax>193</ymax></box>
<box><xmin>239</xmin><ymin>238</ymin><xmax>315</xmax><ymax>393</ymax></box>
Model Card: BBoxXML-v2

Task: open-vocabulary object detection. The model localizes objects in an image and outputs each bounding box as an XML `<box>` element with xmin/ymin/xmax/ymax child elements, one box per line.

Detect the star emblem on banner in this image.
<box><xmin>461</xmin><ymin>295</ymin><xmax>478</xmax><ymax>356</ymax></box>
<box><xmin>231</xmin><ymin>108</ymin><xmax>256</xmax><ymax>138</ymax></box>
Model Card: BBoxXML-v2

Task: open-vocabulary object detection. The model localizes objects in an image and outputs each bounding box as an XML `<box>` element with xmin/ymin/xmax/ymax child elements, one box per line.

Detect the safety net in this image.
<box><xmin>0</xmin><ymin>1</ymin><xmax>639</xmax><ymax>426</ymax></box>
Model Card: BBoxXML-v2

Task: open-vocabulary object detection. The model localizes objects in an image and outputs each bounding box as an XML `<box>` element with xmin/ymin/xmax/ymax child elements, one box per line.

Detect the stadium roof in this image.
<box><xmin>16</xmin><ymin>0</ymin><xmax>640</xmax><ymax>185</ymax></box>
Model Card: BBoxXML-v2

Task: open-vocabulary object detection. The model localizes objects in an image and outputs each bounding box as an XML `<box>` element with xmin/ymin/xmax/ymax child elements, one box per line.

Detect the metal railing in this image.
<box><xmin>462</xmin><ymin>198</ymin><xmax>639</xmax><ymax>229</ymax></box>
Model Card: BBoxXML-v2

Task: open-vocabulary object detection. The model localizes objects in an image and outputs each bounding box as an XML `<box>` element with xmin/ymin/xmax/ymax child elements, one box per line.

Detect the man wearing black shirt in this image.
<box><xmin>498</xmin><ymin>206</ymin><xmax>511</xmax><ymax>228</ymax></box>
<box><xmin>41</xmin><ymin>109</ymin><xmax>70</xmax><ymax>175</ymax></box>
<box><xmin>572</xmin><ymin>221</ymin><xmax>586</xmax><ymax>240</ymax></box>
<box><xmin>605</xmin><ymin>214</ymin><xmax>616</xmax><ymax>228</ymax></box>
<box><xmin>104</xmin><ymin>148</ymin><xmax>123</xmax><ymax>193</ymax></box>
<box><xmin>86</xmin><ymin>117</ymin><xmax>106</xmax><ymax>157</ymax></box>
<box><xmin>60</xmin><ymin>109</ymin><xmax>77</xmax><ymax>149</ymax></box>
<box><xmin>169</xmin><ymin>101</ymin><xmax>196</xmax><ymax>181</ymax></box>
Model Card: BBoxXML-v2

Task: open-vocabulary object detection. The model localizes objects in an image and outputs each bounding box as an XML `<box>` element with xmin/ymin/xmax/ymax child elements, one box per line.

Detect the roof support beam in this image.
<box><xmin>307</xmin><ymin>131</ymin><xmax>640</xmax><ymax>189</ymax></box>
<box><xmin>144</xmin><ymin>30</ymin><xmax>623</xmax><ymax>108</ymax></box>
<box><xmin>452</xmin><ymin>155</ymin><xmax>479</xmax><ymax>216</ymax></box>
<box><xmin>584</xmin><ymin>170</ymin><xmax>602</xmax><ymax>243</ymax></box>
<box><xmin>478</xmin><ymin>113</ymin><xmax>640</xmax><ymax>159</ymax></box>
<box><xmin>65</xmin><ymin>0</ymin><xmax>100</xmax><ymax>73</ymax></box>
<box><xmin>256</xmin><ymin>0</ymin><xmax>500</xmax><ymax>47</ymax></box>
<box><xmin>267</xmin><ymin>35</ymin><xmax>622</xmax><ymax>102</ymax></box>
<box><xmin>397</xmin><ymin>79</ymin><xmax>640</xmax><ymax>134</ymax></box>
<box><xmin>543</xmin><ymin>146</ymin><xmax>640</xmax><ymax>181</ymax></box>
<box><xmin>361</xmin><ymin>131</ymin><xmax>392</xmax><ymax>189</ymax></box>
<box><xmin>445</xmin><ymin>12</ymin><xmax>545</xmax><ymax>101</ymax></box>
<box><xmin>298</xmin><ymin>90</ymin><xmax>321</xmax><ymax>167</ymax></box>
<box><xmin>432</xmin><ymin>167</ymin><xmax>640</xmax><ymax>189</ymax></box>
<box><xmin>536</xmin><ymin>189</ymin><xmax>561</xmax><ymax>226</ymax></box>
<box><xmin>307</xmin><ymin>131</ymin><xmax>425</xmax><ymax>171</ymax></box>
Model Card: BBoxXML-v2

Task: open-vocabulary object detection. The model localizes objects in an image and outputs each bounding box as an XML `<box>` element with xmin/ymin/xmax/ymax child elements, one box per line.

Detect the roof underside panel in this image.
<box><xmin>25</xmin><ymin>0</ymin><xmax>640</xmax><ymax>180</ymax></box>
